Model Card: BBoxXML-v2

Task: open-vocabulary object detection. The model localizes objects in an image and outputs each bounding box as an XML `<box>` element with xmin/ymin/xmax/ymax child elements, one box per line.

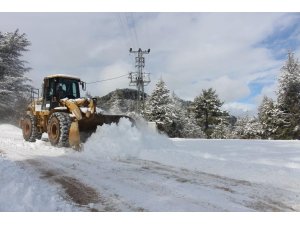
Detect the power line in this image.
<box><xmin>116</xmin><ymin>13</ymin><xmax>134</xmax><ymax>49</ymax></box>
<box><xmin>125</xmin><ymin>13</ymin><xmax>139</xmax><ymax>49</ymax></box>
<box><xmin>114</xmin><ymin>13</ymin><xmax>130</xmax><ymax>49</ymax></box>
<box><xmin>130</xmin><ymin>13</ymin><xmax>140</xmax><ymax>48</ymax></box>
<box><xmin>86</xmin><ymin>74</ymin><xmax>128</xmax><ymax>84</ymax></box>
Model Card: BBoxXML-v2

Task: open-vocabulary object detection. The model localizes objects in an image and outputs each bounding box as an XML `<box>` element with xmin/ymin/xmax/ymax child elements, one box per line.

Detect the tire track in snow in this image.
<box><xmin>23</xmin><ymin>159</ymin><xmax>119</xmax><ymax>212</ymax></box>
<box><xmin>119</xmin><ymin>159</ymin><xmax>297</xmax><ymax>212</ymax></box>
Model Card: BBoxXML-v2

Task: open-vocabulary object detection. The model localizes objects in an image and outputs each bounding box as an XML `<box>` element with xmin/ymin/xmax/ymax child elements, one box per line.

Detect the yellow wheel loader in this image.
<box><xmin>20</xmin><ymin>74</ymin><xmax>134</xmax><ymax>149</ymax></box>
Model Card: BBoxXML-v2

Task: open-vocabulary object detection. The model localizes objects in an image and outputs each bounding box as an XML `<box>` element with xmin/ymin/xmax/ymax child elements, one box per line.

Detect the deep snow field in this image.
<box><xmin>0</xmin><ymin>119</ymin><xmax>300</xmax><ymax>212</ymax></box>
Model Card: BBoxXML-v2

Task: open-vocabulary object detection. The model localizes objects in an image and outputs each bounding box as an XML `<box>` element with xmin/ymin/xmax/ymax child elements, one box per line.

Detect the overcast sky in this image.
<box><xmin>1</xmin><ymin>12</ymin><xmax>300</xmax><ymax>116</ymax></box>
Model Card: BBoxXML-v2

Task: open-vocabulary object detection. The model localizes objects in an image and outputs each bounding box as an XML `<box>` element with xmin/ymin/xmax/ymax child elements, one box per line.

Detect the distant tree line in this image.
<box><xmin>142</xmin><ymin>52</ymin><xmax>300</xmax><ymax>140</ymax></box>
<box><xmin>142</xmin><ymin>79</ymin><xmax>230</xmax><ymax>138</ymax></box>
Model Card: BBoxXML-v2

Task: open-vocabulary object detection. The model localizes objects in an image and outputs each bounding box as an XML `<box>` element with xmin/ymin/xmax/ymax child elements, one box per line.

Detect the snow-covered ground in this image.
<box><xmin>0</xmin><ymin>119</ymin><xmax>300</xmax><ymax>211</ymax></box>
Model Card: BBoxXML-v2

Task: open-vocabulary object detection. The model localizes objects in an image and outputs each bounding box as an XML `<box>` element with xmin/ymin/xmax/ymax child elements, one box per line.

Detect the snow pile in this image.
<box><xmin>83</xmin><ymin>118</ymin><xmax>174</xmax><ymax>160</ymax></box>
<box><xmin>0</xmin><ymin>157</ymin><xmax>76</xmax><ymax>212</ymax></box>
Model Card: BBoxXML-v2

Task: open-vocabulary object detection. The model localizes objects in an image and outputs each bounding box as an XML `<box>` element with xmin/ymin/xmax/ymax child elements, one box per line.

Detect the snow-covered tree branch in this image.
<box><xmin>0</xmin><ymin>29</ymin><xmax>32</xmax><ymax>122</ymax></box>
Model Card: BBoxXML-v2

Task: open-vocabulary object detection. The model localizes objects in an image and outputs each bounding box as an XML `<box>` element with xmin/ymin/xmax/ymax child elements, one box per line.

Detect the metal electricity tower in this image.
<box><xmin>129</xmin><ymin>48</ymin><xmax>151</xmax><ymax>113</ymax></box>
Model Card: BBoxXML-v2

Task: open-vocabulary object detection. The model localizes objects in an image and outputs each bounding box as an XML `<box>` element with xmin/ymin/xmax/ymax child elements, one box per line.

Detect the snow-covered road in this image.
<box><xmin>0</xmin><ymin>120</ymin><xmax>300</xmax><ymax>211</ymax></box>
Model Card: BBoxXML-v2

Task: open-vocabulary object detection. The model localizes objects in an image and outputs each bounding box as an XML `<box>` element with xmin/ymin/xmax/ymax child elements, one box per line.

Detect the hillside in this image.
<box><xmin>95</xmin><ymin>88</ymin><xmax>194</xmax><ymax>114</ymax></box>
<box><xmin>95</xmin><ymin>88</ymin><xmax>146</xmax><ymax>113</ymax></box>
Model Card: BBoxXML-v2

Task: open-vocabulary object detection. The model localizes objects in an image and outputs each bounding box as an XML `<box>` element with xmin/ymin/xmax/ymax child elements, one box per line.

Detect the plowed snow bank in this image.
<box><xmin>83</xmin><ymin>118</ymin><xmax>174</xmax><ymax>159</ymax></box>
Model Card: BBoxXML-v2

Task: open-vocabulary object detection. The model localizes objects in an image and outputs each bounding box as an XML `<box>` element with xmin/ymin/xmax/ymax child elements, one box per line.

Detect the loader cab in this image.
<box><xmin>42</xmin><ymin>75</ymin><xmax>85</xmax><ymax>110</ymax></box>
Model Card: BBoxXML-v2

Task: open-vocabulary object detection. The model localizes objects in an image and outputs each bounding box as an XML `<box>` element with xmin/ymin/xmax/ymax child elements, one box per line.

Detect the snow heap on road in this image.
<box><xmin>83</xmin><ymin>118</ymin><xmax>174</xmax><ymax>160</ymax></box>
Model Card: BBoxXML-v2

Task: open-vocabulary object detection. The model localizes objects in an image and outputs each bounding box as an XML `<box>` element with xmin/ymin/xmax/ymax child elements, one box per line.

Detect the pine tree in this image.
<box><xmin>169</xmin><ymin>92</ymin><xmax>185</xmax><ymax>137</ymax></box>
<box><xmin>193</xmin><ymin>88</ymin><xmax>224</xmax><ymax>138</ymax></box>
<box><xmin>232</xmin><ymin>116</ymin><xmax>247</xmax><ymax>139</ymax></box>
<box><xmin>211</xmin><ymin>116</ymin><xmax>232</xmax><ymax>139</ymax></box>
<box><xmin>182</xmin><ymin>114</ymin><xmax>206</xmax><ymax>138</ymax></box>
<box><xmin>144</xmin><ymin>79</ymin><xmax>176</xmax><ymax>136</ymax></box>
<box><xmin>278</xmin><ymin>52</ymin><xmax>300</xmax><ymax>106</ymax></box>
<box><xmin>232</xmin><ymin>116</ymin><xmax>263</xmax><ymax>139</ymax></box>
<box><xmin>108</xmin><ymin>89</ymin><xmax>128</xmax><ymax>114</ymax></box>
<box><xmin>172</xmin><ymin>92</ymin><xmax>205</xmax><ymax>138</ymax></box>
<box><xmin>277</xmin><ymin>51</ymin><xmax>300</xmax><ymax>139</ymax></box>
<box><xmin>0</xmin><ymin>29</ymin><xmax>31</xmax><ymax>121</ymax></box>
<box><xmin>258</xmin><ymin>96</ymin><xmax>276</xmax><ymax>139</ymax></box>
<box><xmin>258</xmin><ymin>96</ymin><xmax>290</xmax><ymax>139</ymax></box>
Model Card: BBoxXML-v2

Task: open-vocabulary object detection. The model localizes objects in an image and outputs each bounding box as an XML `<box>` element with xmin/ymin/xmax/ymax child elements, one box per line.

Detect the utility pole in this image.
<box><xmin>129</xmin><ymin>48</ymin><xmax>151</xmax><ymax>113</ymax></box>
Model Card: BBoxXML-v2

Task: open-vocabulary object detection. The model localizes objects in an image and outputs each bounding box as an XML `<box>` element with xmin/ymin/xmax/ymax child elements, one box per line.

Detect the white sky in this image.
<box><xmin>1</xmin><ymin>2</ymin><xmax>300</xmax><ymax>116</ymax></box>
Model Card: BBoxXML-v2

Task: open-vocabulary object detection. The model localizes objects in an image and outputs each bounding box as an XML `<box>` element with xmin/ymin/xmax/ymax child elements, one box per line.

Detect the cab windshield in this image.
<box><xmin>55</xmin><ymin>78</ymin><xmax>80</xmax><ymax>99</ymax></box>
<box><xmin>47</xmin><ymin>77</ymin><xmax>81</xmax><ymax>100</ymax></box>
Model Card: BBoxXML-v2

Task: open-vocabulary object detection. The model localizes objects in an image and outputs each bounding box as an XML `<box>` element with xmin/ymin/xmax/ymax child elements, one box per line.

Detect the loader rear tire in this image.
<box><xmin>22</xmin><ymin>115</ymin><xmax>42</xmax><ymax>142</ymax></box>
<box><xmin>47</xmin><ymin>112</ymin><xmax>71</xmax><ymax>147</ymax></box>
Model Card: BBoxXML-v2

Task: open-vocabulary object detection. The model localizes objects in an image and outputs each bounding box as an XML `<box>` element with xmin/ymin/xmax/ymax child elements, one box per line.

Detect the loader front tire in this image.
<box><xmin>22</xmin><ymin>115</ymin><xmax>42</xmax><ymax>142</ymax></box>
<box><xmin>47</xmin><ymin>112</ymin><xmax>71</xmax><ymax>147</ymax></box>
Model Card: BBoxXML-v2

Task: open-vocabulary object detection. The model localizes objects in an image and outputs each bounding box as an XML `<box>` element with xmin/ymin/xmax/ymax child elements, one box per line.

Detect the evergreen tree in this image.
<box><xmin>172</xmin><ymin>92</ymin><xmax>205</xmax><ymax>138</ymax></box>
<box><xmin>232</xmin><ymin>116</ymin><xmax>263</xmax><ymax>139</ymax></box>
<box><xmin>258</xmin><ymin>96</ymin><xmax>276</xmax><ymax>139</ymax></box>
<box><xmin>0</xmin><ymin>29</ymin><xmax>31</xmax><ymax>121</ymax></box>
<box><xmin>108</xmin><ymin>89</ymin><xmax>129</xmax><ymax>114</ymax></box>
<box><xmin>144</xmin><ymin>79</ymin><xmax>176</xmax><ymax>136</ymax></box>
<box><xmin>257</xmin><ymin>96</ymin><xmax>290</xmax><ymax>139</ymax></box>
<box><xmin>169</xmin><ymin>92</ymin><xmax>185</xmax><ymax>137</ymax></box>
<box><xmin>277</xmin><ymin>51</ymin><xmax>300</xmax><ymax>139</ymax></box>
<box><xmin>211</xmin><ymin>116</ymin><xmax>232</xmax><ymax>139</ymax></box>
<box><xmin>232</xmin><ymin>116</ymin><xmax>247</xmax><ymax>139</ymax></box>
<box><xmin>181</xmin><ymin>114</ymin><xmax>205</xmax><ymax>138</ymax></box>
<box><xmin>193</xmin><ymin>88</ymin><xmax>224</xmax><ymax>138</ymax></box>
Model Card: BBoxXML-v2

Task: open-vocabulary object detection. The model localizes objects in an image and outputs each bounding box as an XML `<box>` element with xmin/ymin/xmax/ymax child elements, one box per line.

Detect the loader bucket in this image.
<box><xmin>78</xmin><ymin>114</ymin><xmax>135</xmax><ymax>142</ymax></box>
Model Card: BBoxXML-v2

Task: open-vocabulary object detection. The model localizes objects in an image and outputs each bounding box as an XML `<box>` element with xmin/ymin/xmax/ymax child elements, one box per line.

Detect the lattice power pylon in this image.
<box><xmin>129</xmin><ymin>48</ymin><xmax>151</xmax><ymax>113</ymax></box>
